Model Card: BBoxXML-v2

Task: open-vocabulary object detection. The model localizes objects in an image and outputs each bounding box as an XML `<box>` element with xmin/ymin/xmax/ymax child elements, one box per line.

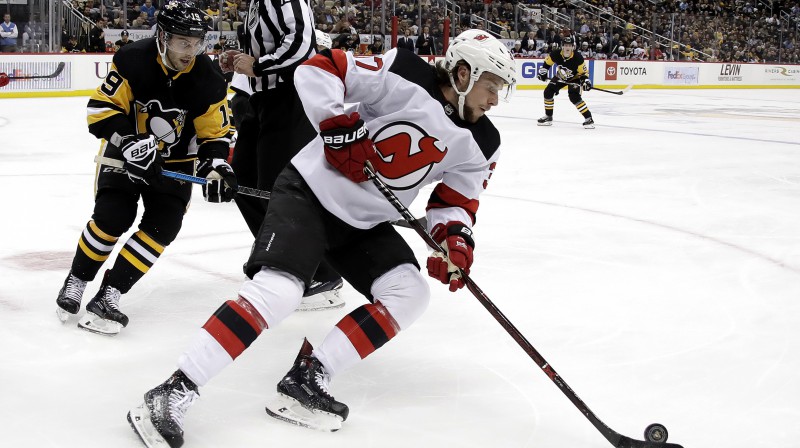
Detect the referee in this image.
<box><xmin>221</xmin><ymin>0</ymin><xmax>344</xmax><ymax>302</ymax></box>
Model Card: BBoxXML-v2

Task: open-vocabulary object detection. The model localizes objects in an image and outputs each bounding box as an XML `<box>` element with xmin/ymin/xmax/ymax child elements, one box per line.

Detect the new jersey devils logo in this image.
<box><xmin>371</xmin><ymin>121</ymin><xmax>447</xmax><ymax>190</ymax></box>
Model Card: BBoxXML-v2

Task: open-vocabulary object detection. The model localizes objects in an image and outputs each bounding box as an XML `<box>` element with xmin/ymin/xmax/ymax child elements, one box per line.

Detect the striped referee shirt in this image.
<box><xmin>244</xmin><ymin>0</ymin><xmax>316</xmax><ymax>92</ymax></box>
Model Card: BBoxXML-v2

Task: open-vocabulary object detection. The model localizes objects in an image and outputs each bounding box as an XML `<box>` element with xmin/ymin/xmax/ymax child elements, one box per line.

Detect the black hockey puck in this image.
<box><xmin>644</xmin><ymin>423</ymin><xmax>668</xmax><ymax>443</ymax></box>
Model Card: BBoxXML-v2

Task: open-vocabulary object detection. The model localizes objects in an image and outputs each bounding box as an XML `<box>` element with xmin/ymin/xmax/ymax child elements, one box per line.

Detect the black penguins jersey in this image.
<box><xmin>543</xmin><ymin>50</ymin><xmax>588</xmax><ymax>83</ymax></box>
<box><xmin>87</xmin><ymin>38</ymin><xmax>231</xmax><ymax>163</ymax></box>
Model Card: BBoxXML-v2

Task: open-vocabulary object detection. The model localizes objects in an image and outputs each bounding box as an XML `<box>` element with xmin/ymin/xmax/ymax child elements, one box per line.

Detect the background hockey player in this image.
<box><xmin>127</xmin><ymin>29</ymin><xmax>516</xmax><ymax>447</ymax></box>
<box><xmin>219</xmin><ymin>0</ymin><xmax>344</xmax><ymax>308</ymax></box>
<box><xmin>536</xmin><ymin>35</ymin><xmax>595</xmax><ymax>129</ymax></box>
<box><xmin>54</xmin><ymin>0</ymin><xmax>236</xmax><ymax>335</ymax></box>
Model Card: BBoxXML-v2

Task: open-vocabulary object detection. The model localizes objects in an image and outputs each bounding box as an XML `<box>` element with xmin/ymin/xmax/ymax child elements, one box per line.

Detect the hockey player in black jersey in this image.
<box><xmin>54</xmin><ymin>0</ymin><xmax>236</xmax><ymax>335</ymax></box>
<box><xmin>536</xmin><ymin>35</ymin><xmax>595</xmax><ymax>129</ymax></box>
<box><xmin>127</xmin><ymin>29</ymin><xmax>516</xmax><ymax>447</ymax></box>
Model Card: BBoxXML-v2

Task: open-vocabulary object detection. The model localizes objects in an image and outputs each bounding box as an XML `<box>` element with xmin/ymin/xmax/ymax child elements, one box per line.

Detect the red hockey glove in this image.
<box><xmin>0</xmin><ymin>72</ymin><xmax>9</xmax><ymax>88</ymax></box>
<box><xmin>319</xmin><ymin>112</ymin><xmax>378</xmax><ymax>183</ymax></box>
<box><xmin>427</xmin><ymin>221</ymin><xmax>475</xmax><ymax>292</ymax></box>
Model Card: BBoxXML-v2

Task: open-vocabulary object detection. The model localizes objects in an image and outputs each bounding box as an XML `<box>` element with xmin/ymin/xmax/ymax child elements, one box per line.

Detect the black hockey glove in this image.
<box><xmin>582</xmin><ymin>78</ymin><xmax>593</xmax><ymax>91</ymax></box>
<box><xmin>537</xmin><ymin>66</ymin><xmax>549</xmax><ymax>82</ymax></box>
<box><xmin>120</xmin><ymin>134</ymin><xmax>162</xmax><ymax>185</ymax></box>
<box><xmin>197</xmin><ymin>158</ymin><xmax>238</xmax><ymax>202</ymax></box>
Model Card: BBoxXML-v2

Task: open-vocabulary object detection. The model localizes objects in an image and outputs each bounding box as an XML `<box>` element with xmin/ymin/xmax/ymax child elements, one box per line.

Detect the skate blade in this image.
<box><xmin>78</xmin><ymin>312</ymin><xmax>122</xmax><ymax>336</ymax></box>
<box><xmin>127</xmin><ymin>404</ymin><xmax>171</xmax><ymax>448</ymax></box>
<box><xmin>56</xmin><ymin>307</ymin><xmax>76</xmax><ymax>324</ymax></box>
<box><xmin>537</xmin><ymin>122</ymin><xmax>552</xmax><ymax>127</ymax></box>
<box><xmin>265</xmin><ymin>394</ymin><xmax>343</xmax><ymax>432</ymax></box>
<box><xmin>296</xmin><ymin>289</ymin><xmax>345</xmax><ymax>312</ymax></box>
<box><xmin>583</xmin><ymin>124</ymin><xmax>595</xmax><ymax>129</ymax></box>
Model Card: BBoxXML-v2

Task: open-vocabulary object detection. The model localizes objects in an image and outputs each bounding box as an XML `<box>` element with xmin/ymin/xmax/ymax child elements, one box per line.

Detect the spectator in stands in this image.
<box><xmin>140</xmin><ymin>0</ymin><xmax>157</xmax><ymax>26</ymax></box>
<box><xmin>367</xmin><ymin>35</ymin><xmax>383</xmax><ymax>55</ymax></box>
<box><xmin>416</xmin><ymin>25</ymin><xmax>436</xmax><ymax>55</ymax></box>
<box><xmin>511</xmin><ymin>40</ymin><xmax>525</xmax><ymax>57</ymax></box>
<box><xmin>343</xmin><ymin>30</ymin><xmax>360</xmax><ymax>52</ymax></box>
<box><xmin>217</xmin><ymin>6</ymin><xmax>236</xmax><ymax>31</ymax></box>
<box><xmin>88</xmin><ymin>17</ymin><xmax>107</xmax><ymax>52</ymax></box>
<box><xmin>520</xmin><ymin>32</ymin><xmax>533</xmax><ymax>52</ymax></box>
<box><xmin>579</xmin><ymin>41</ymin><xmax>592</xmax><ymax>58</ymax></box>
<box><xmin>63</xmin><ymin>34</ymin><xmax>86</xmax><ymax>53</ymax></box>
<box><xmin>1</xmin><ymin>12</ymin><xmax>19</xmax><ymax>52</ymax></box>
<box><xmin>23</xmin><ymin>14</ymin><xmax>45</xmax><ymax>51</ymax></box>
<box><xmin>132</xmin><ymin>11</ymin><xmax>150</xmax><ymax>29</ymax></box>
<box><xmin>594</xmin><ymin>43</ymin><xmax>607</xmax><ymax>59</ymax></box>
<box><xmin>115</xmin><ymin>29</ymin><xmax>133</xmax><ymax>51</ymax></box>
<box><xmin>319</xmin><ymin>7</ymin><xmax>336</xmax><ymax>28</ymax></box>
<box><xmin>397</xmin><ymin>27</ymin><xmax>414</xmax><ymax>52</ymax></box>
<box><xmin>332</xmin><ymin>17</ymin><xmax>355</xmax><ymax>35</ymax></box>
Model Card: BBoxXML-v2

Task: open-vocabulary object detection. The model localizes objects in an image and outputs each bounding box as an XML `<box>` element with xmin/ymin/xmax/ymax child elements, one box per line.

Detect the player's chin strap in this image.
<box><xmin>448</xmin><ymin>73</ymin><xmax>477</xmax><ymax>121</ymax></box>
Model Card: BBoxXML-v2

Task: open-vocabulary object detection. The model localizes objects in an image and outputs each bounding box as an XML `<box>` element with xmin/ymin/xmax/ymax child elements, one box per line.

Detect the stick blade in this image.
<box><xmin>616</xmin><ymin>434</ymin><xmax>684</xmax><ymax>448</ymax></box>
<box><xmin>52</xmin><ymin>62</ymin><xmax>66</xmax><ymax>78</ymax></box>
<box><xmin>621</xmin><ymin>84</ymin><xmax>633</xmax><ymax>94</ymax></box>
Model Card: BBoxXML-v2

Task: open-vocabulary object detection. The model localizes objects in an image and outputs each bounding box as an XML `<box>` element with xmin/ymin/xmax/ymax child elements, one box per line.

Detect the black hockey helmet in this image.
<box><xmin>157</xmin><ymin>0</ymin><xmax>209</xmax><ymax>38</ymax></box>
<box><xmin>562</xmin><ymin>35</ymin><xmax>576</xmax><ymax>46</ymax></box>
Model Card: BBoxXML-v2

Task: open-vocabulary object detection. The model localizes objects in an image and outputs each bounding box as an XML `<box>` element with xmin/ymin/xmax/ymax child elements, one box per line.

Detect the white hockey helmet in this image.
<box><xmin>315</xmin><ymin>29</ymin><xmax>332</xmax><ymax>50</ymax></box>
<box><xmin>443</xmin><ymin>30</ymin><xmax>517</xmax><ymax>119</ymax></box>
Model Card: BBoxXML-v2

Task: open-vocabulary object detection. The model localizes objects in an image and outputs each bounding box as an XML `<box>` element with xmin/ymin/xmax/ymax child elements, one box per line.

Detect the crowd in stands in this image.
<box><xmin>5</xmin><ymin>0</ymin><xmax>795</xmax><ymax>64</ymax></box>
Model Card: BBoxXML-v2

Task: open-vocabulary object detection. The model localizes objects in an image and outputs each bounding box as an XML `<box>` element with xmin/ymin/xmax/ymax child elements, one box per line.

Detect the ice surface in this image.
<box><xmin>1</xmin><ymin>88</ymin><xmax>798</xmax><ymax>447</ymax></box>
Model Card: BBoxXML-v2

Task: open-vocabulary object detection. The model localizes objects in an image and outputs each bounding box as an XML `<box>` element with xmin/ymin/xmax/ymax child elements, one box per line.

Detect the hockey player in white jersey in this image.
<box><xmin>127</xmin><ymin>30</ymin><xmax>516</xmax><ymax>447</ymax></box>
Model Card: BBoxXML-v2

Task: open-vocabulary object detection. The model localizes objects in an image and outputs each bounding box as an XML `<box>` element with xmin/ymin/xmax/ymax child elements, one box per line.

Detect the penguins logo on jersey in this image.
<box><xmin>372</xmin><ymin>121</ymin><xmax>448</xmax><ymax>191</ymax></box>
<box><xmin>135</xmin><ymin>99</ymin><xmax>187</xmax><ymax>157</ymax></box>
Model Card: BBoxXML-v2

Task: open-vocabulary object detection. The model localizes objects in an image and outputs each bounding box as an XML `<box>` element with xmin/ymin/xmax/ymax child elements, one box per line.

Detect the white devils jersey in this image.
<box><xmin>292</xmin><ymin>48</ymin><xmax>501</xmax><ymax>231</ymax></box>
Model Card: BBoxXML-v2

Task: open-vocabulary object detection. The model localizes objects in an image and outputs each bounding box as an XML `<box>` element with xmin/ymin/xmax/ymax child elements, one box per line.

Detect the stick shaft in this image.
<box><xmin>363</xmin><ymin>163</ymin><xmax>681</xmax><ymax>448</ymax></box>
<box><xmin>94</xmin><ymin>155</ymin><xmax>270</xmax><ymax>199</ymax></box>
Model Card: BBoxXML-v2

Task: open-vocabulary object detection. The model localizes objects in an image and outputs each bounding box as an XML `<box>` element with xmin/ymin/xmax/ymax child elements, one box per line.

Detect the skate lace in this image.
<box><xmin>313</xmin><ymin>365</ymin><xmax>333</xmax><ymax>398</ymax></box>
<box><xmin>104</xmin><ymin>286</ymin><xmax>122</xmax><ymax>311</ymax></box>
<box><xmin>169</xmin><ymin>384</ymin><xmax>199</xmax><ymax>430</ymax></box>
<box><xmin>65</xmin><ymin>275</ymin><xmax>87</xmax><ymax>300</ymax></box>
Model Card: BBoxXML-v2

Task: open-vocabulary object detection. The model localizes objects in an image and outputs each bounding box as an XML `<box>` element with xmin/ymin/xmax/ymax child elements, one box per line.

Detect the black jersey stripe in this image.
<box><xmin>212</xmin><ymin>302</ymin><xmax>260</xmax><ymax>349</ymax></box>
<box><xmin>348</xmin><ymin>305</ymin><xmax>391</xmax><ymax>350</ymax></box>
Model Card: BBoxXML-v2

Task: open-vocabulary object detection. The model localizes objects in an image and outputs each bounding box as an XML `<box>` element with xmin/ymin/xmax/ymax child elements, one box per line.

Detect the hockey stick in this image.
<box><xmin>363</xmin><ymin>161</ymin><xmax>684</xmax><ymax>448</ymax></box>
<box><xmin>6</xmin><ymin>62</ymin><xmax>66</xmax><ymax>80</ymax></box>
<box><xmin>94</xmin><ymin>155</ymin><xmax>270</xmax><ymax>199</ymax></box>
<box><xmin>390</xmin><ymin>216</ymin><xmax>427</xmax><ymax>229</ymax></box>
<box><xmin>564</xmin><ymin>81</ymin><xmax>633</xmax><ymax>95</ymax></box>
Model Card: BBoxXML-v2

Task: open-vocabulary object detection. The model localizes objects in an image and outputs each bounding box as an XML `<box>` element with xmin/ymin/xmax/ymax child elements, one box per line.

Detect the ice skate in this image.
<box><xmin>265</xmin><ymin>338</ymin><xmax>349</xmax><ymax>431</ymax></box>
<box><xmin>297</xmin><ymin>278</ymin><xmax>345</xmax><ymax>311</ymax></box>
<box><xmin>78</xmin><ymin>273</ymin><xmax>128</xmax><ymax>335</ymax></box>
<box><xmin>128</xmin><ymin>370</ymin><xmax>199</xmax><ymax>448</ymax></box>
<box><xmin>55</xmin><ymin>272</ymin><xmax>87</xmax><ymax>323</ymax></box>
<box><xmin>583</xmin><ymin>117</ymin><xmax>595</xmax><ymax>129</ymax></box>
<box><xmin>537</xmin><ymin>115</ymin><xmax>553</xmax><ymax>126</ymax></box>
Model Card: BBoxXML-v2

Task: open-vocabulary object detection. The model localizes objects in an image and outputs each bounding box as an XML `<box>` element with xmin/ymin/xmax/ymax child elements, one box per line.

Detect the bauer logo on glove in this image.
<box><xmin>321</xmin><ymin>125</ymin><xmax>368</xmax><ymax>149</ymax></box>
<box><xmin>319</xmin><ymin>112</ymin><xmax>380</xmax><ymax>183</ymax></box>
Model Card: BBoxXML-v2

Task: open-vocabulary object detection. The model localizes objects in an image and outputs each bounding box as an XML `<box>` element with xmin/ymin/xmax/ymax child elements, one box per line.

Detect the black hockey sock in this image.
<box><xmin>106</xmin><ymin>230</ymin><xmax>165</xmax><ymax>293</ymax></box>
<box><xmin>71</xmin><ymin>220</ymin><xmax>119</xmax><ymax>282</ymax></box>
<box><xmin>574</xmin><ymin>100</ymin><xmax>591</xmax><ymax>118</ymax></box>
